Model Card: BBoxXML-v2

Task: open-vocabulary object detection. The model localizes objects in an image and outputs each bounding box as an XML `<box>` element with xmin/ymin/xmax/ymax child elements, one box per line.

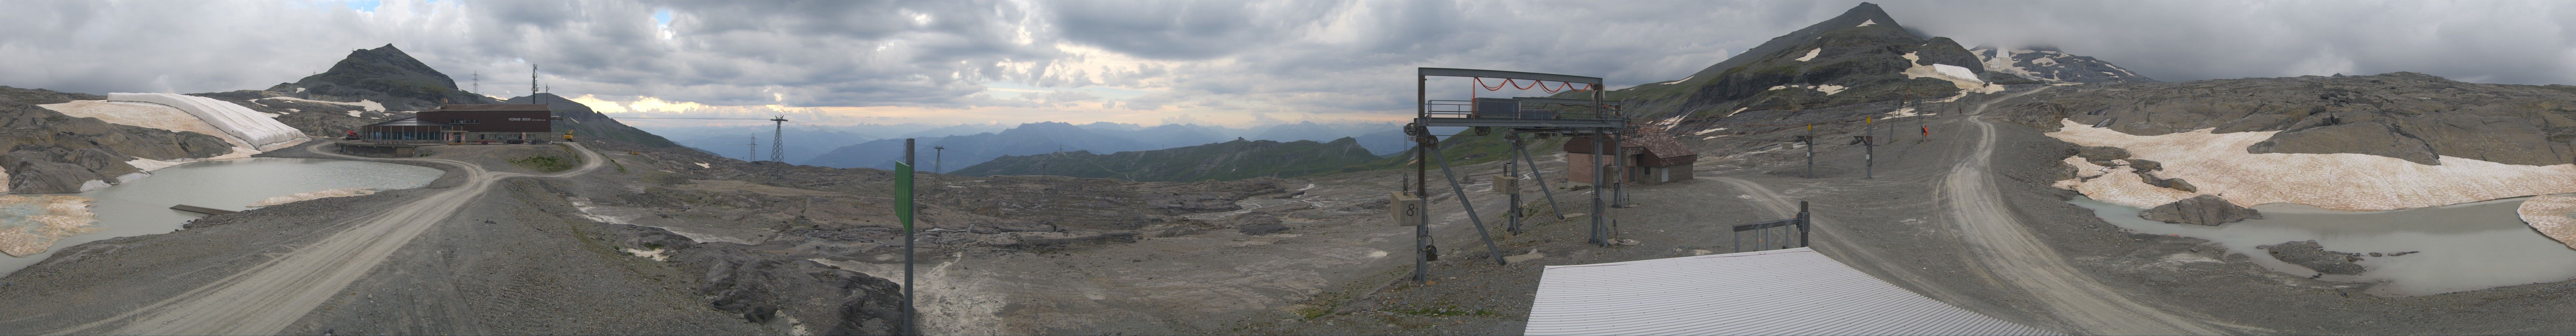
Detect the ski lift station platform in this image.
<box><xmin>1524</xmin><ymin>247</ymin><xmax>2054</xmax><ymax>335</ymax></box>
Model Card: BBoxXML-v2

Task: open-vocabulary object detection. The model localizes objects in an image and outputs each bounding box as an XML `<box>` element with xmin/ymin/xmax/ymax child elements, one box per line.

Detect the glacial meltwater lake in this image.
<box><xmin>2073</xmin><ymin>196</ymin><xmax>2576</xmax><ymax>296</ymax></box>
<box><xmin>0</xmin><ymin>158</ymin><xmax>442</xmax><ymax>276</ymax></box>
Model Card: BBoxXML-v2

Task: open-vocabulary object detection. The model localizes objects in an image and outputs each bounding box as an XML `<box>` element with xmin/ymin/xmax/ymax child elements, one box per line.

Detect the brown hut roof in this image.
<box><xmin>1562</xmin><ymin>134</ymin><xmax>1698</xmax><ymax>167</ymax></box>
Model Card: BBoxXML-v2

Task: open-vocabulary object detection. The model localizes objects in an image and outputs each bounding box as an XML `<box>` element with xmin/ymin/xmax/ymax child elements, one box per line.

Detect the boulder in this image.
<box><xmin>2076</xmin><ymin>146</ymin><xmax>2131</xmax><ymax>162</ymax></box>
<box><xmin>1237</xmin><ymin>223</ymin><xmax>1290</xmax><ymax>236</ymax></box>
<box><xmin>2123</xmin><ymin>158</ymin><xmax>2162</xmax><ymax>172</ymax></box>
<box><xmin>681</xmin><ymin>250</ymin><xmax>903</xmax><ymax>335</ymax></box>
<box><xmin>2161</xmin><ymin>178</ymin><xmax>2198</xmax><ymax>192</ymax></box>
<box><xmin>2134</xmin><ymin>171</ymin><xmax>2197</xmax><ymax>192</ymax></box>
<box><xmin>2264</xmin><ymin>240</ymin><xmax>2366</xmax><ymax>275</ymax></box>
<box><xmin>2137</xmin><ymin>195</ymin><xmax>2260</xmax><ymax>225</ymax></box>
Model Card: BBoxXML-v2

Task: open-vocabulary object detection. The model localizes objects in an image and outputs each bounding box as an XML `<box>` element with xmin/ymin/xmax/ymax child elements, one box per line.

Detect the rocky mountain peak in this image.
<box><xmin>267</xmin><ymin>44</ymin><xmax>494</xmax><ymax>112</ymax></box>
<box><xmin>1608</xmin><ymin>2</ymin><xmax>1998</xmax><ymax>119</ymax></box>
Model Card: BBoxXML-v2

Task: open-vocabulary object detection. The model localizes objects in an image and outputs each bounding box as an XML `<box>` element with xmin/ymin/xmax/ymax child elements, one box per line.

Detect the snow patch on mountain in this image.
<box><xmin>39</xmin><ymin>100</ymin><xmax>268</xmax><ymax>162</ymax></box>
<box><xmin>110</xmin><ymin>93</ymin><xmax>304</xmax><ymax>150</ymax></box>
<box><xmin>1931</xmin><ymin>64</ymin><xmax>1982</xmax><ymax>83</ymax></box>
<box><xmin>1766</xmin><ymin>84</ymin><xmax>1848</xmax><ymax>95</ymax></box>
<box><xmin>260</xmin><ymin>96</ymin><xmax>386</xmax><ymax>112</ymax></box>
<box><xmin>1796</xmin><ymin>48</ymin><xmax>1821</xmax><ymax>62</ymax></box>
<box><xmin>1856</xmin><ymin>19</ymin><xmax>1877</xmax><ymax>27</ymax></box>
<box><xmin>1971</xmin><ymin>47</ymin><xmax>2155</xmax><ymax>84</ymax></box>
<box><xmin>1900</xmin><ymin>52</ymin><xmax>2006</xmax><ymax>95</ymax></box>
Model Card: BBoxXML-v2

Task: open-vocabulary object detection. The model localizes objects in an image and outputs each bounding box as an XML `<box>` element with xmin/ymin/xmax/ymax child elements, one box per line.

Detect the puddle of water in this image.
<box><xmin>2071</xmin><ymin>196</ymin><xmax>2576</xmax><ymax>296</ymax></box>
<box><xmin>0</xmin><ymin>158</ymin><xmax>442</xmax><ymax>276</ymax></box>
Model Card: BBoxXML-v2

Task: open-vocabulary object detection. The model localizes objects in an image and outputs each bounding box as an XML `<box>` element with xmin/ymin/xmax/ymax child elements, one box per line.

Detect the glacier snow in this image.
<box><xmin>109</xmin><ymin>93</ymin><xmax>303</xmax><ymax>149</ymax></box>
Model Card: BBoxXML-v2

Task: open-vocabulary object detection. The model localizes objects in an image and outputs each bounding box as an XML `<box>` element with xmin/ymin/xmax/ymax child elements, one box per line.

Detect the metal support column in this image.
<box><xmin>1610</xmin><ymin>129</ymin><xmax>1626</xmax><ymax>208</ymax></box>
<box><xmin>1413</xmin><ymin>75</ymin><xmax>1432</xmax><ymax>284</ymax></box>
<box><xmin>1590</xmin><ymin>133</ymin><xmax>1607</xmax><ymax>246</ymax></box>
<box><xmin>1505</xmin><ymin>136</ymin><xmax>1522</xmax><ymax>234</ymax></box>
<box><xmin>1804</xmin><ymin>125</ymin><xmax>1816</xmax><ymax>178</ymax></box>
<box><xmin>1798</xmin><ymin>200</ymin><xmax>1812</xmax><ymax>248</ymax></box>
<box><xmin>1516</xmin><ymin>142</ymin><xmax>1567</xmax><ymax>224</ymax></box>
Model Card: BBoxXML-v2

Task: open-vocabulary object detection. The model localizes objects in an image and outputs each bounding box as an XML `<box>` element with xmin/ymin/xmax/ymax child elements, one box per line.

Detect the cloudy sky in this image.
<box><xmin>3</xmin><ymin>0</ymin><xmax>2570</xmax><ymax>127</ymax></box>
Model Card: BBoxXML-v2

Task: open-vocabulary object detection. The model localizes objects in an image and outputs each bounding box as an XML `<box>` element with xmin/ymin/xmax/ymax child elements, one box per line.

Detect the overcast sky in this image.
<box><xmin>3</xmin><ymin>0</ymin><xmax>2570</xmax><ymax>127</ymax></box>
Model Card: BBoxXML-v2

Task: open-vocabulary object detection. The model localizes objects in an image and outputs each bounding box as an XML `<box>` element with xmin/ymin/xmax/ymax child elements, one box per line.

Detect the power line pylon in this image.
<box><xmin>770</xmin><ymin>116</ymin><xmax>788</xmax><ymax>176</ymax></box>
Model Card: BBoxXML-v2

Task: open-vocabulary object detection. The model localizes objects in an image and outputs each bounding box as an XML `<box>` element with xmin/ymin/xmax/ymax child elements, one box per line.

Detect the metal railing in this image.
<box><xmin>1731</xmin><ymin>201</ymin><xmax>1810</xmax><ymax>253</ymax></box>
<box><xmin>1421</xmin><ymin>100</ymin><xmax>1617</xmax><ymax>120</ymax></box>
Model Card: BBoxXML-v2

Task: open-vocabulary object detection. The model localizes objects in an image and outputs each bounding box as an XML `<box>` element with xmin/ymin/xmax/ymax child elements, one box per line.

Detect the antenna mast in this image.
<box><xmin>746</xmin><ymin>136</ymin><xmax>757</xmax><ymax>162</ymax></box>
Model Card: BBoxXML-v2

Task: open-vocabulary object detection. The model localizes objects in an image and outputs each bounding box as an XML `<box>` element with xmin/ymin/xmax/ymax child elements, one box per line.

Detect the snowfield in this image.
<box><xmin>110</xmin><ymin>93</ymin><xmax>303</xmax><ymax>149</ymax></box>
<box><xmin>1900</xmin><ymin>52</ymin><xmax>2004</xmax><ymax>96</ymax></box>
<box><xmin>2520</xmin><ymin>195</ymin><xmax>2576</xmax><ymax>250</ymax></box>
<box><xmin>2046</xmin><ymin>119</ymin><xmax>2576</xmax><ymax>211</ymax></box>
<box><xmin>0</xmin><ymin>195</ymin><xmax>100</xmax><ymax>257</ymax></box>
<box><xmin>247</xmin><ymin>188</ymin><xmax>378</xmax><ymax>207</ymax></box>
<box><xmin>39</xmin><ymin>100</ymin><xmax>282</xmax><ymax>174</ymax></box>
<box><xmin>1931</xmin><ymin>64</ymin><xmax>1982</xmax><ymax>83</ymax></box>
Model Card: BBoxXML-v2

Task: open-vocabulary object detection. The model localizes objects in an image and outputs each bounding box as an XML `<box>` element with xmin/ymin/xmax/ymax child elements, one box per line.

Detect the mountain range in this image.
<box><xmin>947</xmin><ymin>137</ymin><xmax>1382</xmax><ymax>182</ymax></box>
<box><xmin>787</xmin><ymin>120</ymin><xmax>1411</xmax><ymax>170</ymax></box>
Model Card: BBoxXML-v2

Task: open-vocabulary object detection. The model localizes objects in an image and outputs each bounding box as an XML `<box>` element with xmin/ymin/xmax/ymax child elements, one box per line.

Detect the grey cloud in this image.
<box><xmin>1888</xmin><ymin>1</ymin><xmax>2576</xmax><ymax>85</ymax></box>
<box><xmin>2</xmin><ymin>0</ymin><xmax>2569</xmax><ymax>125</ymax></box>
<box><xmin>1045</xmin><ymin>1</ymin><xmax>1344</xmax><ymax>60</ymax></box>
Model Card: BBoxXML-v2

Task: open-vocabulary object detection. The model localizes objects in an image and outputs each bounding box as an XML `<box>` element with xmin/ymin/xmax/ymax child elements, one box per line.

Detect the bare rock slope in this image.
<box><xmin>1998</xmin><ymin>72</ymin><xmax>2576</xmax><ymax>166</ymax></box>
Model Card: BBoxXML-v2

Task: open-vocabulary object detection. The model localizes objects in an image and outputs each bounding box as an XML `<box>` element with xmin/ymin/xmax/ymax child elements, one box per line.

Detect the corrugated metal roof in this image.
<box><xmin>363</xmin><ymin>117</ymin><xmax>450</xmax><ymax>127</ymax></box>
<box><xmin>1526</xmin><ymin>247</ymin><xmax>2055</xmax><ymax>336</ymax></box>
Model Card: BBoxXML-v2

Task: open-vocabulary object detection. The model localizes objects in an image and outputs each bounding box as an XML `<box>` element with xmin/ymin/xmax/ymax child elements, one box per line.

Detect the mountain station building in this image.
<box><xmin>359</xmin><ymin>103</ymin><xmax>554</xmax><ymax>143</ymax></box>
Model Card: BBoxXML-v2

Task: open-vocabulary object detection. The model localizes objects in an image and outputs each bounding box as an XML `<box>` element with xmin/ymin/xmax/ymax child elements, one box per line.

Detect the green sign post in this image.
<box><xmin>897</xmin><ymin>138</ymin><xmax>915</xmax><ymax>334</ymax></box>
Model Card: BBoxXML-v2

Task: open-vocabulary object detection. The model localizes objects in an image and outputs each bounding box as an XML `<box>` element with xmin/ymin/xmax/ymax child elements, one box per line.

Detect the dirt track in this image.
<box><xmin>1941</xmin><ymin>88</ymin><xmax>2224</xmax><ymax>335</ymax></box>
<box><xmin>49</xmin><ymin>143</ymin><xmax>605</xmax><ymax>335</ymax></box>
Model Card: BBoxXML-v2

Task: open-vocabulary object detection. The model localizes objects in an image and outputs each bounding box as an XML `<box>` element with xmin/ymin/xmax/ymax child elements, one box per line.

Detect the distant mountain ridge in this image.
<box><xmin>799</xmin><ymin>121</ymin><xmax>1158</xmax><ymax>170</ymax></box>
<box><xmin>794</xmin><ymin>120</ymin><xmax>1414</xmax><ymax>170</ymax></box>
<box><xmin>949</xmin><ymin>137</ymin><xmax>1381</xmax><ymax>181</ymax></box>
<box><xmin>507</xmin><ymin>93</ymin><xmax>682</xmax><ymax>148</ymax></box>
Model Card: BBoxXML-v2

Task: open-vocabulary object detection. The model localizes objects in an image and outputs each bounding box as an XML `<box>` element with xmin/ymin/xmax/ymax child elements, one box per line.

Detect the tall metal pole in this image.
<box><xmin>770</xmin><ymin>117</ymin><xmax>788</xmax><ymax>177</ymax></box>
<box><xmin>1590</xmin><ymin>85</ymin><xmax>1608</xmax><ymax>246</ymax></box>
<box><xmin>898</xmin><ymin>138</ymin><xmax>916</xmax><ymax>335</ymax></box>
<box><xmin>1505</xmin><ymin>136</ymin><xmax>1522</xmax><ymax>234</ymax></box>
<box><xmin>1805</xmin><ymin>125</ymin><xmax>1816</xmax><ymax>178</ymax></box>
<box><xmin>1591</xmin><ymin>133</ymin><xmax>1606</xmax><ymax>246</ymax></box>
<box><xmin>1517</xmin><ymin>142</ymin><xmax>1567</xmax><ymax>222</ymax></box>
<box><xmin>1865</xmin><ymin>117</ymin><xmax>1874</xmax><ymax>179</ymax></box>
<box><xmin>1797</xmin><ymin>200</ymin><xmax>1811</xmax><ymax>247</ymax></box>
<box><xmin>1414</xmin><ymin>75</ymin><xmax>1430</xmax><ymax>284</ymax></box>
<box><xmin>1610</xmin><ymin>128</ymin><xmax>1625</xmax><ymax>208</ymax></box>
